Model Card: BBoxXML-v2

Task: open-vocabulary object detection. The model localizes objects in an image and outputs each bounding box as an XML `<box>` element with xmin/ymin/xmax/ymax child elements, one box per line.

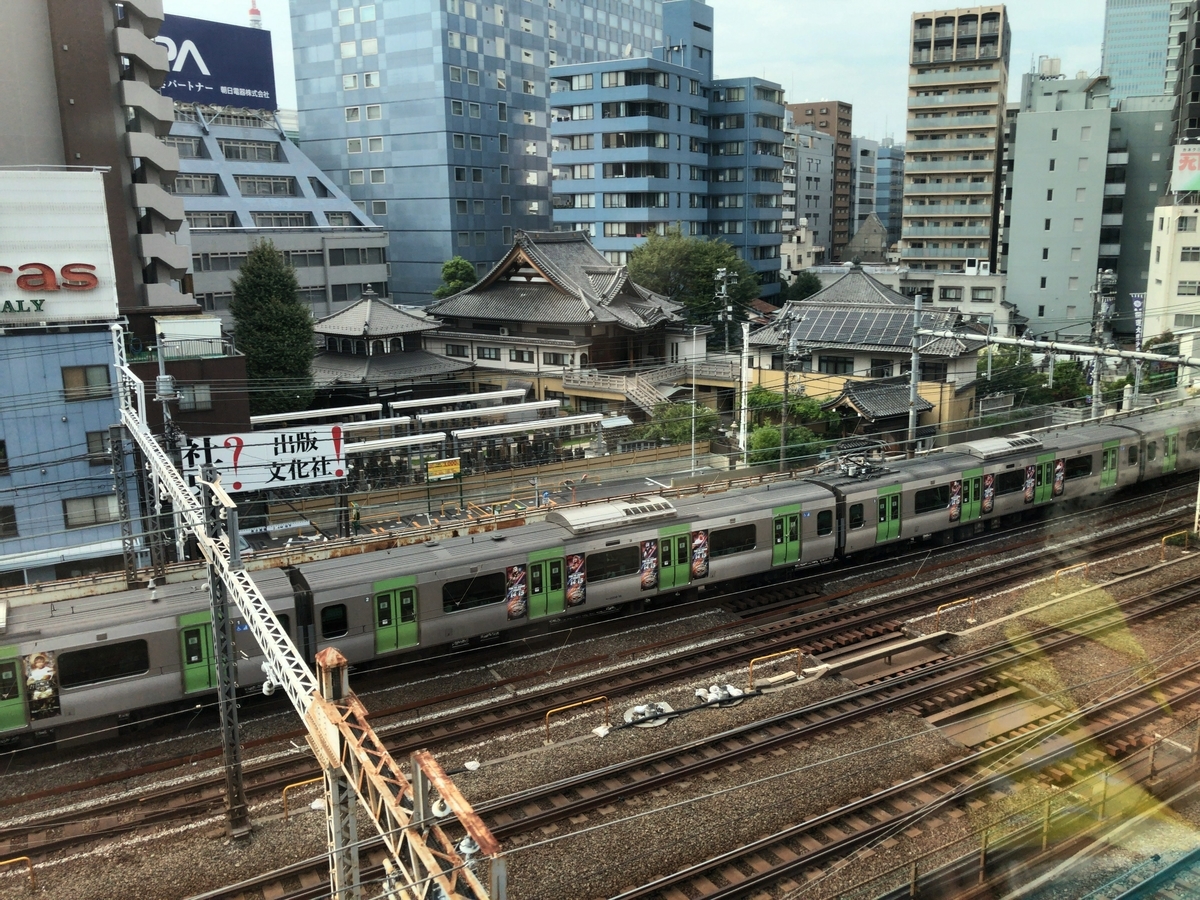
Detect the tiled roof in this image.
<box><xmin>823</xmin><ymin>379</ymin><xmax>934</xmax><ymax>421</ymax></box>
<box><xmin>315</xmin><ymin>297</ymin><xmax>440</xmax><ymax>337</ymax></box>
<box><xmin>311</xmin><ymin>349</ymin><xmax>471</xmax><ymax>387</ymax></box>
<box><xmin>750</xmin><ymin>267</ymin><xmax>984</xmax><ymax>358</ymax></box>
<box><xmin>429</xmin><ymin>231</ymin><xmax>682</xmax><ymax>330</ymax></box>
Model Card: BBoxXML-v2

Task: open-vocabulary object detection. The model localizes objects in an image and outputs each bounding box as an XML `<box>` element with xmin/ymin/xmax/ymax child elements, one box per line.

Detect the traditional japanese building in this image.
<box><xmin>426</xmin><ymin>230</ymin><xmax>692</xmax><ymax>416</ymax></box>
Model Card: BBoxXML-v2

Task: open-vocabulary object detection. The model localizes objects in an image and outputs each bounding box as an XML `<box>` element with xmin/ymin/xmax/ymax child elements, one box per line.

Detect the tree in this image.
<box><xmin>627</xmin><ymin>228</ymin><xmax>759</xmax><ymax>334</ymax></box>
<box><xmin>747</xmin><ymin>424</ymin><xmax>821</xmax><ymax>466</ymax></box>
<box><xmin>784</xmin><ymin>270</ymin><xmax>823</xmax><ymax>303</ymax></box>
<box><xmin>433</xmin><ymin>256</ymin><xmax>478</xmax><ymax>299</ymax></box>
<box><xmin>230</xmin><ymin>240</ymin><xmax>314</xmax><ymax>417</ymax></box>
<box><xmin>635</xmin><ymin>400</ymin><xmax>718</xmax><ymax>445</ymax></box>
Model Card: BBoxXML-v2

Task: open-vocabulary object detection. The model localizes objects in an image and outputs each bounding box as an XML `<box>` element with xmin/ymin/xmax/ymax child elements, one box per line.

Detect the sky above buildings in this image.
<box><xmin>166</xmin><ymin>0</ymin><xmax>1106</xmax><ymax>140</ymax></box>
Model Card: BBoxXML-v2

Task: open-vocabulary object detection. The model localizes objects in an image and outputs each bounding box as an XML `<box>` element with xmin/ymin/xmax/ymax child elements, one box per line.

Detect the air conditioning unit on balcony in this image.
<box><xmin>978</xmin><ymin>261</ymin><xmax>991</xmax><ymax>275</ymax></box>
<box><xmin>499</xmin><ymin>327</ymin><xmax>510</xmax><ymax>336</ymax></box>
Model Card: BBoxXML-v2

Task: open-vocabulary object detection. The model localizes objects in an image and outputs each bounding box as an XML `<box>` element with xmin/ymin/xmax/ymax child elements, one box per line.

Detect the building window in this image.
<box><xmin>1178</xmin><ymin>281</ymin><xmax>1200</xmax><ymax>295</ymax></box>
<box><xmin>445</xmin><ymin>344</ymin><xmax>470</xmax><ymax>358</ymax></box>
<box><xmin>477</xmin><ymin>347</ymin><xmax>500</xmax><ymax>360</ymax></box>
<box><xmin>1048</xmin><ymin>158</ymin><xmax>1055</xmax><ymax>171</ymax></box>
<box><xmin>327</xmin><ymin>212</ymin><xmax>353</xmax><ymax>226</ymax></box>
<box><xmin>0</xmin><ymin>441</ymin><xmax>6</xmax><ymax>476</ymax></box>
<box><xmin>371</xmin><ymin>200</ymin><xmax>387</xmax><ymax>216</ymax></box>
<box><xmin>468</xmin><ymin>69</ymin><xmax>480</xmax><ymax>85</ymax></box>
<box><xmin>469</xmin><ymin>102</ymin><xmax>481</xmax><ymax>118</ymax></box>
<box><xmin>235</xmin><ymin>174</ymin><xmax>296</xmax><ymax>196</ymax></box>
<box><xmin>939</xmin><ymin>287</ymin><xmax>962</xmax><ymax>300</ymax></box>
<box><xmin>1180</xmin><ymin>216</ymin><xmax>1197</xmax><ymax>232</ymax></box>
<box><xmin>1068</xmin><ymin>277</ymin><xmax>1079</xmax><ymax>291</ymax></box>
<box><xmin>366</xmin><ymin>105</ymin><xmax>381</xmax><ymax>120</ymax></box>
<box><xmin>971</xmin><ymin>287</ymin><xmax>994</xmax><ymax>302</ymax></box>
<box><xmin>1076</xmin><ymin>187</ymin><xmax>1086</xmax><ymax>202</ymax></box>
<box><xmin>818</xmin><ymin>356</ymin><xmax>854</xmax><ymax>375</ymax></box>
<box><xmin>470</xmin><ymin>135</ymin><xmax>482</xmax><ymax>151</ymax></box>
<box><xmin>62</xmin><ymin>365</ymin><xmax>110</xmax><ymax>402</ymax></box>
<box><xmin>347</xmin><ymin>138</ymin><xmax>363</xmax><ymax>154</ymax></box>
<box><xmin>457</xmin><ymin>231</ymin><xmax>469</xmax><ymax>247</ymax></box>
<box><xmin>473</xmin><ymin>231</ymin><xmax>485</xmax><ymax>246</ymax></box>
<box><xmin>340</xmin><ymin>40</ymin><xmax>356</xmax><ymax>58</ymax></box>
<box><xmin>164</xmin><ymin>135</ymin><xmax>204</xmax><ymax>158</ymax></box>
<box><xmin>1044</xmin><ymin>218</ymin><xmax>1051</xmax><ymax>230</ymax></box>
<box><xmin>543</xmin><ymin>352</ymin><xmax>569</xmax><ymax>366</ymax></box>
<box><xmin>170</xmin><ymin>173</ymin><xmax>217</xmax><ymax>195</ymax></box>
<box><xmin>343</xmin><ymin>73</ymin><xmax>358</xmax><ymax>90</ymax></box>
<box><xmin>1182</xmin><ymin>247</ymin><xmax>1200</xmax><ymax>262</ymax></box>
<box><xmin>370</xmin><ymin>168</ymin><xmax>385</xmax><ymax>184</ymax></box>
<box><xmin>1077</xmin><ymin>157</ymin><xmax>1089</xmax><ymax>172</ymax></box>
<box><xmin>364</xmin><ymin>71</ymin><xmax>380</xmax><ymax>88</ymax></box>
<box><xmin>509</xmin><ymin>349</ymin><xmax>534</xmax><ymax>363</ymax></box>
<box><xmin>185</xmin><ymin>211</ymin><xmax>234</xmax><ymax>228</ymax></box>
<box><xmin>452</xmin><ymin>100</ymin><xmax>463</xmax><ymax>116</ymax></box>
<box><xmin>500</xmin><ymin>165</ymin><xmax>509</xmax><ymax>183</ymax></box>
<box><xmin>349</xmin><ymin>169</ymin><xmax>365</xmax><ymax>185</ymax></box>
<box><xmin>251</xmin><ymin>212</ymin><xmax>314</xmax><ymax>227</ymax></box>
<box><xmin>869</xmin><ymin>359</ymin><xmax>893</xmax><ymax>378</ymax></box>
<box><xmin>177</xmin><ymin>384</ymin><xmax>213</xmax><ymax>411</ymax></box>
<box><xmin>63</xmin><ymin>494</ymin><xmax>119</xmax><ymax>528</ymax></box>
<box><xmin>450</xmin><ymin>66</ymin><xmax>462</xmax><ymax>83</ymax></box>
<box><xmin>1040</xmin><ymin>277</ymin><xmax>1047</xmax><ymax>288</ymax></box>
<box><xmin>1046</xmin><ymin>189</ymin><xmax>1053</xmax><ymax>201</ymax></box>
<box><xmin>498</xmin><ymin>102</ymin><xmax>507</xmax><ymax>121</ymax></box>
<box><xmin>368</xmin><ymin>137</ymin><xmax>384</xmax><ymax>152</ymax></box>
<box><xmin>1051</xmin><ymin>128</ymin><xmax>1058</xmax><ymax>141</ymax></box>
<box><xmin>472</xmin><ymin>168</ymin><xmax>483</xmax><ymax>182</ymax></box>
<box><xmin>0</xmin><ymin>506</ymin><xmax>15</xmax><ymax>538</ymax></box>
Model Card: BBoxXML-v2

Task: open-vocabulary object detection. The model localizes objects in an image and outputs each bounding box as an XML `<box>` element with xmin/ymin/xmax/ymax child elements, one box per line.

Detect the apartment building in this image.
<box><xmin>784</xmin><ymin>111</ymin><xmax>835</xmax><ymax>263</ymax></box>
<box><xmin>290</xmin><ymin>0</ymin><xmax>665</xmax><ymax>305</ymax></box>
<box><xmin>876</xmin><ymin>138</ymin><xmax>906</xmax><ymax>248</ymax></box>
<box><xmin>788</xmin><ymin>101</ymin><xmax>853</xmax><ymax>261</ymax></box>
<box><xmin>850</xmin><ymin>137</ymin><xmax>879</xmax><ymax>237</ymax></box>
<box><xmin>902</xmin><ymin>6</ymin><xmax>1011</xmax><ymax>274</ymax></box>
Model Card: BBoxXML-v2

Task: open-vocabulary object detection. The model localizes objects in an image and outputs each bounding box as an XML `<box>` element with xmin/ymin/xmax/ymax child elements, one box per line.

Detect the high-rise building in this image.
<box><xmin>784</xmin><ymin>112</ymin><xmax>835</xmax><ymax>263</ymax></box>
<box><xmin>290</xmin><ymin>0</ymin><xmax>664</xmax><ymax>305</ymax></box>
<box><xmin>875</xmin><ymin>138</ymin><xmax>906</xmax><ymax>249</ymax></box>
<box><xmin>547</xmin><ymin>1</ymin><xmax>785</xmax><ymax>294</ymax></box>
<box><xmin>902</xmin><ymin>6</ymin><xmax>1011</xmax><ymax>274</ymax></box>
<box><xmin>850</xmin><ymin>137</ymin><xmax>880</xmax><ymax>236</ymax></box>
<box><xmin>1102</xmin><ymin>0</ymin><xmax>1172</xmax><ymax>101</ymax></box>
<box><xmin>1005</xmin><ymin>71</ymin><xmax>1172</xmax><ymax>337</ymax></box>
<box><xmin>1172</xmin><ymin>1</ymin><xmax>1200</xmax><ymax>138</ymax></box>
<box><xmin>1166</xmin><ymin>0</ymin><xmax>1191</xmax><ymax>92</ymax></box>
<box><xmin>788</xmin><ymin>101</ymin><xmax>853</xmax><ymax>260</ymax></box>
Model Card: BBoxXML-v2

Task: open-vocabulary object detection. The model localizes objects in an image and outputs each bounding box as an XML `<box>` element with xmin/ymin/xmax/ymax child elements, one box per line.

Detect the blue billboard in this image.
<box><xmin>154</xmin><ymin>15</ymin><xmax>277</xmax><ymax>110</ymax></box>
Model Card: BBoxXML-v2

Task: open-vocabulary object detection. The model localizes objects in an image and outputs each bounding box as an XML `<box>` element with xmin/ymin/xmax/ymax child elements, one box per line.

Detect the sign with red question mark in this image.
<box><xmin>182</xmin><ymin>425</ymin><xmax>347</xmax><ymax>493</ymax></box>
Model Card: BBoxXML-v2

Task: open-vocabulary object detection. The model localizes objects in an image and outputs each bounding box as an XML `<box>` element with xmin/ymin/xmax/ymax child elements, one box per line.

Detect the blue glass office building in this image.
<box><xmin>548</xmin><ymin>0</ymin><xmax>785</xmax><ymax>295</ymax></box>
<box><xmin>290</xmin><ymin>0</ymin><xmax>664</xmax><ymax>304</ymax></box>
<box><xmin>1102</xmin><ymin>0</ymin><xmax>1171</xmax><ymax>100</ymax></box>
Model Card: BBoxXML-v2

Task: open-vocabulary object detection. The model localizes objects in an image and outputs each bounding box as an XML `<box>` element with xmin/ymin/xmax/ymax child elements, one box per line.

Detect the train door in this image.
<box><xmin>374</xmin><ymin>576</ymin><xmax>418</xmax><ymax>654</ymax></box>
<box><xmin>528</xmin><ymin>548</ymin><xmax>566</xmax><ymax>618</ymax></box>
<box><xmin>0</xmin><ymin>649</ymin><xmax>26</xmax><ymax>733</ymax></box>
<box><xmin>178</xmin><ymin>611</ymin><xmax>216</xmax><ymax>693</ymax></box>
<box><xmin>961</xmin><ymin>468</ymin><xmax>983</xmax><ymax>522</ymax></box>
<box><xmin>658</xmin><ymin>524</ymin><xmax>692</xmax><ymax>589</ymax></box>
<box><xmin>1101</xmin><ymin>440</ymin><xmax>1119</xmax><ymax>488</ymax></box>
<box><xmin>1034</xmin><ymin>452</ymin><xmax>1056</xmax><ymax>504</ymax></box>
<box><xmin>877</xmin><ymin>485</ymin><xmax>901</xmax><ymax>542</ymax></box>
<box><xmin>1164</xmin><ymin>429</ymin><xmax>1179</xmax><ymax>473</ymax></box>
<box><xmin>772</xmin><ymin>503</ymin><xmax>801</xmax><ymax>566</ymax></box>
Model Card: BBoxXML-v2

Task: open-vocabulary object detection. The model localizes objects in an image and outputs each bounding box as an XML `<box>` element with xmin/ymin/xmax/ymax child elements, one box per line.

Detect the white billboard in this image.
<box><xmin>0</xmin><ymin>170</ymin><xmax>120</xmax><ymax>324</ymax></box>
<box><xmin>182</xmin><ymin>426</ymin><xmax>348</xmax><ymax>494</ymax></box>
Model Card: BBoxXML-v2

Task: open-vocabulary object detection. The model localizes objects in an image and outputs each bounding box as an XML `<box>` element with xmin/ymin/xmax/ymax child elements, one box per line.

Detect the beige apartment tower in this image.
<box><xmin>902</xmin><ymin>6</ymin><xmax>1011</xmax><ymax>273</ymax></box>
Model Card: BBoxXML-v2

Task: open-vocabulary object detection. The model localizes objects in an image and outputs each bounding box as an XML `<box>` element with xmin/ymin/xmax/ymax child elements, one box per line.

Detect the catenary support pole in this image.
<box><xmin>739</xmin><ymin>321</ymin><xmax>750</xmax><ymax>468</ymax></box>
<box><xmin>317</xmin><ymin>649</ymin><xmax>362</xmax><ymax>900</ymax></box>
<box><xmin>907</xmin><ymin>293</ymin><xmax>922</xmax><ymax>457</ymax></box>
<box><xmin>109</xmin><ymin>423</ymin><xmax>137</xmax><ymax>587</ymax></box>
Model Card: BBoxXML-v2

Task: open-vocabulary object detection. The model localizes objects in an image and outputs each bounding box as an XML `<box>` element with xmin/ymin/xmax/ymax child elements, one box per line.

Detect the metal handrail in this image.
<box><xmin>282</xmin><ymin>776</ymin><xmax>324</xmax><ymax>821</ymax></box>
<box><xmin>544</xmin><ymin>696</ymin><xmax>609</xmax><ymax>743</ymax></box>
<box><xmin>748</xmin><ymin>647</ymin><xmax>802</xmax><ymax>689</ymax></box>
<box><xmin>0</xmin><ymin>857</ymin><xmax>34</xmax><ymax>892</ymax></box>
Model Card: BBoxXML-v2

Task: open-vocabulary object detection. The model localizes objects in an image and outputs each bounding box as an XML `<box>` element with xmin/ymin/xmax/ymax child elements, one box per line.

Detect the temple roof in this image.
<box><xmin>428</xmin><ymin>231</ymin><xmax>683</xmax><ymax>330</ymax></box>
<box><xmin>315</xmin><ymin>296</ymin><xmax>440</xmax><ymax>337</ymax></box>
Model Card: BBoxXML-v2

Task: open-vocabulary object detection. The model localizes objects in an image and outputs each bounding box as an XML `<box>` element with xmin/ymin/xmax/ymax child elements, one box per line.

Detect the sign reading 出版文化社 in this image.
<box><xmin>1171</xmin><ymin>145</ymin><xmax>1200</xmax><ymax>193</ymax></box>
<box><xmin>154</xmin><ymin>15</ymin><xmax>277</xmax><ymax>110</ymax></box>
<box><xmin>181</xmin><ymin>427</ymin><xmax>348</xmax><ymax>494</ymax></box>
<box><xmin>0</xmin><ymin>171</ymin><xmax>120</xmax><ymax>325</ymax></box>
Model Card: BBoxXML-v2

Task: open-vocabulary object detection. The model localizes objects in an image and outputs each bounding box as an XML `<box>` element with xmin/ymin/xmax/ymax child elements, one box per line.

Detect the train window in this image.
<box><xmin>915</xmin><ymin>485</ymin><xmax>951</xmax><ymax>514</ymax></box>
<box><xmin>996</xmin><ymin>470</ymin><xmax>1025</xmax><ymax>494</ymax></box>
<box><xmin>878</xmin><ymin>499</ymin><xmax>887</xmax><ymax>523</ymax></box>
<box><xmin>443</xmin><ymin>573</ymin><xmax>506</xmax><ymax>613</ymax></box>
<box><xmin>1147</xmin><ymin>441</ymin><xmax>1157</xmax><ymax>461</ymax></box>
<box><xmin>774</xmin><ymin>519</ymin><xmax>784</xmax><ymax>544</ymax></box>
<box><xmin>530</xmin><ymin>565</ymin><xmax>543</xmax><ymax>594</ymax></box>
<box><xmin>321</xmin><ymin>604</ymin><xmax>348</xmax><ymax>638</ymax></box>
<box><xmin>1128</xmin><ymin>445</ymin><xmax>1139</xmax><ymax>465</ymax></box>
<box><xmin>549</xmin><ymin>560</ymin><xmax>563</xmax><ymax>592</ymax></box>
<box><xmin>710</xmin><ymin>524</ymin><xmax>756</xmax><ymax>557</ymax></box>
<box><xmin>849</xmin><ymin>503</ymin><xmax>865</xmax><ymax>528</ymax></box>
<box><xmin>58</xmin><ymin>639</ymin><xmax>149</xmax><ymax>688</ymax></box>
<box><xmin>1064</xmin><ymin>456</ymin><xmax>1092</xmax><ymax>479</ymax></box>
<box><xmin>586</xmin><ymin>547</ymin><xmax>640</xmax><ymax>582</ymax></box>
<box><xmin>817</xmin><ymin>510</ymin><xmax>833</xmax><ymax>536</ymax></box>
<box><xmin>0</xmin><ymin>661</ymin><xmax>18</xmax><ymax>700</ymax></box>
<box><xmin>1189</xmin><ymin>430</ymin><xmax>1200</xmax><ymax>451</ymax></box>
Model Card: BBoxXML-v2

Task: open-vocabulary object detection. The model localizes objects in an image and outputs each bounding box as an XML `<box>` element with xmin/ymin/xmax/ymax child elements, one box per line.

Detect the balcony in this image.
<box><xmin>909</xmin><ymin>69</ymin><xmax>1001</xmax><ymax>86</ymax></box>
<box><xmin>908</xmin><ymin>92</ymin><xmax>999</xmax><ymax>108</ymax></box>
<box><xmin>905</xmin><ymin>181</ymin><xmax>993</xmax><ymax>194</ymax></box>
<box><xmin>906</xmin><ymin>159</ymin><xmax>994</xmax><ymax>172</ymax></box>
<box><xmin>1103</xmin><ymin>182</ymin><xmax>1127</xmax><ymax>196</ymax></box>
<box><xmin>913</xmin><ymin>27</ymin><xmax>932</xmax><ymax>41</ymax></box>
<box><xmin>1107</xmin><ymin>152</ymin><xmax>1130</xmax><ymax>165</ymax></box>
<box><xmin>956</xmin><ymin>48</ymin><xmax>977</xmax><ymax>61</ymax></box>
<box><xmin>904</xmin><ymin>203</ymin><xmax>991</xmax><ymax>215</ymax></box>
<box><xmin>903</xmin><ymin>225</ymin><xmax>991</xmax><ymax>237</ymax></box>
<box><xmin>900</xmin><ymin>247</ymin><xmax>984</xmax><ymax>258</ymax></box>
<box><xmin>934</xmin><ymin>25</ymin><xmax>955</xmax><ymax>38</ymax></box>
<box><xmin>907</xmin><ymin>137</ymin><xmax>996</xmax><ymax>151</ymax></box>
<box><xmin>979</xmin><ymin>45</ymin><xmax>999</xmax><ymax>59</ymax></box>
<box><xmin>932</xmin><ymin>49</ymin><xmax>954</xmax><ymax>62</ymax></box>
<box><xmin>1099</xmin><ymin>243</ymin><xmax>1122</xmax><ymax>256</ymax></box>
<box><xmin>980</xmin><ymin>21</ymin><xmax>1000</xmax><ymax>35</ymax></box>
<box><xmin>908</xmin><ymin>115</ymin><xmax>998</xmax><ymax>130</ymax></box>
<box><xmin>1101</xmin><ymin>213</ymin><xmax>1125</xmax><ymax>227</ymax></box>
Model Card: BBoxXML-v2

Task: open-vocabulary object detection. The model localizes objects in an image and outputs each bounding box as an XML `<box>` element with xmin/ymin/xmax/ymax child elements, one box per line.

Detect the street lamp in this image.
<box><xmin>715</xmin><ymin>267</ymin><xmax>739</xmax><ymax>353</ymax></box>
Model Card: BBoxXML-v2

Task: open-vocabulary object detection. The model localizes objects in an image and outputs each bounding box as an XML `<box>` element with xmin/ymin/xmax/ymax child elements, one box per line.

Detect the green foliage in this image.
<box><xmin>976</xmin><ymin>348</ymin><xmax>1092</xmax><ymax>406</ymax></box>
<box><xmin>634</xmin><ymin>401</ymin><xmax>718</xmax><ymax>445</ymax></box>
<box><xmin>230</xmin><ymin>240</ymin><xmax>314</xmax><ymax>416</ymax></box>
<box><xmin>627</xmin><ymin>228</ymin><xmax>759</xmax><ymax>335</ymax></box>
<box><xmin>433</xmin><ymin>256</ymin><xmax>478</xmax><ymax>299</ymax></box>
<box><xmin>745</xmin><ymin>384</ymin><xmax>838</xmax><ymax>429</ymax></box>
<box><xmin>747</xmin><ymin>424</ymin><xmax>821</xmax><ymax>466</ymax></box>
<box><xmin>784</xmin><ymin>270</ymin><xmax>823</xmax><ymax>303</ymax></box>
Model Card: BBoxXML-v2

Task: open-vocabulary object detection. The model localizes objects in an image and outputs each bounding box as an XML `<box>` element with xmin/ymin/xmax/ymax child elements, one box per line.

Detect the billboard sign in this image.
<box><xmin>1171</xmin><ymin>145</ymin><xmax>1200</xmax><ymax>193</ymax></box>
<box><xmin>426</xmin><ymin>458</ymin><xmax>461</xmax><ymax>480</ymax></box>
<box><xmin>155</xmin><ymin>15</ymin><xmax>277</xmax><ymax>109</ymax></box>
<box><xmin>182</xmin><ymin>426</ymin><xmax>347</xmax><ymax>494</ymax></box>
<box><xmin>0</xmin><ymin>170</ymin><xmax>119</xmax><ymax>324</ymax></box>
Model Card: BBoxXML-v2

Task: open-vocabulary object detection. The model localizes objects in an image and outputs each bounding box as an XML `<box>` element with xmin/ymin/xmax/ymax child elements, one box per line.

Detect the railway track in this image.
<box><xmin>0</xmin><ymin>509</ymin><xmax>1187</xmax><ymax>863</ymax></box>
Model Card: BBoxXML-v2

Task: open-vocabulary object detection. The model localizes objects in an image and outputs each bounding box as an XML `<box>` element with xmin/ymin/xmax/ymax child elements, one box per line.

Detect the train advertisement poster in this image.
<box><xmin>948</xmin><ymin>481</ymin><xmax>962</xmax><ymax>522</ymax></box>
<box><xmin>1023</xmin><ymin>465</ymin><xmax>1036</xmax><ymax>503</ymax></box>
<box><xmin>639</xmin><ymin>540</ymin><xmax>659</xmax><ymax>590</ymax></box>
<box><xmin>182</xmin><ymin>426</ymin><xmax>347</xmax><ymax>493</ymax></box>
<box><xmin>505</xmin><ymin>564</ymin><xmax>528</xmax><ymax>619</ymax></box>
<box><xmin>24</xmin><ymin>651</ymin><xmax>59</xmax><ymax>720</ymax></box>
<box><xmin>982</xmin><ymin>474</ymin><xmax>995</xmax><ymax>514</ymax></box>
<box><xmin>691</xmin><ymin>530</ymin><xmax>710</xmax><ymax>580</ymax></box>
<box><xmin>1053</xmin><ymin>459</ymin><xmax>1065</xmax><ymax>497</ymax></box>
<box><xmin>565</xmin><ymin>554</ymin><xmax>586</xmax><ymax>607</ymax></box>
